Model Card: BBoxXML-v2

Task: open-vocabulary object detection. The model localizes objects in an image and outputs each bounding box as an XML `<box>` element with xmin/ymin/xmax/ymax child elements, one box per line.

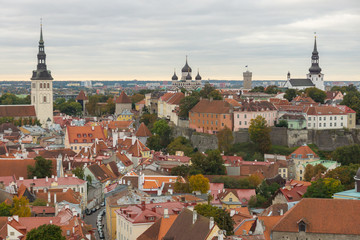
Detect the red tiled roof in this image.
<box><xmin>116</xmin><ymin>151</ymin><xmax>133</xmax><ymax>167</ymax></box>
<box><xmin>115</xmin><ymin>91</ymin><xmax>132</xmax><ymax>104</ymax></box>
<box><xmin>66</xmin><ymin>125</ymin><xmax>105</xmax><ymax>144</ymax></box>
<box><xmin>167</xmin><ymin>93</ymin><xmax>185</xmax><ymax>105</ymax></box>
<box><xmin>336</xmin><ymin>105</ymin><xmax>356</xmax><ymax>113</ymax></box>
<box><xmin>190</xmin><ymin>99</ymin><xmax>232</xmax><ymax>114</ymax></box>
<box><xmin>75</xmin><ymin>90</ymin><xmax>88</xmax><ymax>100</ymax></box>
<box><xmin>225</xmin><ymin>98</ymin><xmax>242</xmax><ymax>107</ymax></box>
<box><xmin>306</xmin><ymin>105</ymin><xmax>346</xmax><ymax>115</ymax></box>
<box><xmin>289</xmin><ymin>145</ymin><xmax>318</xmax><ymax>159</ymax></box>
<box><xmin>257</xmin><ymin>216</ymin><xmax>283</xmax><ymax>240</ymax></box>
<box><xmin>278</xmin><ymin>185</ymin><xmax>309</xmax><ymax>202</ymax></box>
<box><xmin>136</xmin><ymin>122</ymin><xmax>152</xmax><ymax>137</ymax></box>
<box><xmin>0</xmin><ymin>159</ymin><xmax>57</xmax><ymax>179</ymax></box>
<box><xmin>292</xmin><ymin>96</ymin><xmax>316</xmax><ymax>103</ymax></box>
<box><xmin>0</xmin><ymin>105</ymin><xmax>36</xmax><ymax>118</ymax></box>
<box><xmin>272</xmin><ymin>198</ymin><xmax>360</xmax><ymax>235</ymax></box>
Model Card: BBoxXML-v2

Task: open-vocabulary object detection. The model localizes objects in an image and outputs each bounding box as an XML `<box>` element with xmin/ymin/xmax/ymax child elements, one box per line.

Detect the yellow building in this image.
<box><xmin>218</xmin><ymin>189</ymin><xmax>256</xmax><ymax>209</ymax></box>
<box><xmin>117</xmin><ymin>109</ymin><xmax>134</xmax><ymax>121</ymax></box>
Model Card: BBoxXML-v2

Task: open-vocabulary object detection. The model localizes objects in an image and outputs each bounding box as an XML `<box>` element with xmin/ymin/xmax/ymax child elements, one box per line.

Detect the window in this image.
<box><xmin>244</xmin><ymin>114</ymin><xmax>247</xmax><ymax>119</ymax></box>
<box><xmin>319</xmin><ymin>117</ymin><xmax>322</xmax><ymax>121</ymax></box>
<box><xmin>207</xmin><ymin>120</ymin><xmax>209</xmax><ymax>124</ymax></box>
<box><xmin>237</xmin><ymin>114</ymin><xmax>239</xmax><ymax>118</ymax></box>
<box><xmin>74</xmin><ymin>140</ymin><xmax>78</xmax><ymax>143</ymax></box>
<box><xmin>222</xmin><ymin>123</ymin><xmax>224</xmax><ymax>126</ymax></box>
<box><xmin>308</xmin><ymin>117</ymin><xmax>311</xmax><ymax>121</ymax></box>
<box><xmin>77</xmin><ymin>134</ymin><xmax>81</xmax><ymax>138</ymax></box>
<box><xmin>244</xmin><ymin>121</ymin><xmax>247</xmax><ymax>125</ymax></box>
<box><xmin>229</xmin><ymin>198</ymin><xmax>233</xmax><ymax>202</ymax></box>
<box><xmin>341</xmin><ymin>123</ymin><xmax>343</xmax><ymax>126</ymax></box>
<box><xmin>300</xmin><ymin>170</ymin><xmax>303</xmax><ymax>174</ymax></box>
<box><xmin>330</xmin><ymin>123</ymin><xmax>332</xmax><ymax>127</ymax></box>
<box><xmin>83</xmin><ymin>133</ymin><xmax>87</xmax><ymax>137</ymax></box>
<box><xmin>239</xmin><ymin>121</ymin><xmax>241</xmax><ymax>125</ymax></box>
<box><xmin>40</xmin><ymin>83</ymin><xmax>43</xmax><ymax>88</ymax></box>
<box><xmin>324</xmin><ymin>117</ymin><xmax>326</xmax><ymax>121</ymax></box>
<box><xmin>43</xmin><ymin>96</ymin><xmax>46</xmax><ymax>102</ymax></box>
<box><xmin>211</xmin><ymin>121</ymin><xmax>213</xmax><ymax>125</ymax></box>
<box><xmin>283</xmin><ymin>169</ymin><xmax>286</xmax><ymax>172</ymax></box>
<box><xmin>32</xmin><ymin>83</ymin><xmax>35</xmax><ymax>88</ymax></box>
<box><xmin>298</xmin><ymin>221</ymin><xmax>306</xmax><ymax>232</ymax></box>
<box><xmin>334</xmin><ymin>116</ymin><xmax>337</xmax><ymax>120</ymax></box>
<box><xmin>223</xmin><ymin>115</ymin><xmax>226</xmax><ymax>119</ymax></box>
<box><xmin>47</xmin><ymin>83</ymin><xmax>50</xmax><ymax>88</ymax></box>
<box><xmin>324</xmin><ymin>123</ymin><xmax>326</xmax><ymax>127</ymax></box>
<box><xmin>83</xmin><ymin>139</ymin><xmax>87</xmax><ymax>143</ymax></box>
<box><xmin>334</xmin><ymin>123</ymin><xmax>336</xmax><ymax>127</ymax></box>
<box><xmin>330</xmin><ymin>116</ymin><xmax>332</xmax><ymax>120</ymax></box>
<box><xmin>308</xmin><ymin>123</ymin><xmax>311</xmax><ymax>127</ymax></box>
<box><xmin>341</xmin><ymin>116</ymin><xmax>343</xmax><ymax>120</ymax></box>
<box><xmin>74</xmin><ymin>146</ymin><xmax>77</xmax><ymax>150</ymax></box>
<box><xmin>319</xmin><ymin>123</ymin><xmax>322</xmax><ymax>127</ymax></box>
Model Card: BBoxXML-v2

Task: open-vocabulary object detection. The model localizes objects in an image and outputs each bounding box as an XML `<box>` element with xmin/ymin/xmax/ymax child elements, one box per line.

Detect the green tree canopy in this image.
<box><xmin>150</xmin><ymin>119</ymin><xmax>172</xmax><ymax>150</ymax></box>
<box><xmin>332</xmin><ymin>144</ymin><xmax>360</xmax><ymax>165</ymax></box>
<box><xmin>249</xmin><ymin>115</ymin><xmax>272</xmax><ymax>154</ymax></box>
<box><xmin>264</xmin><ymin>85</ymin><xmax>279</xmax><ymax>94</ymax></box>
<box><xmin>304</xmin><ymin>178</ymin><xmax>344</xmax><ymax>198</ymax></box>
<box><xmin>166</xmin><ymin>136</ymin><xmax>194</xmax><ymax>156</ymax></box>
<box><xmin>284</xmin><ymin>89</ymin><xmax>297</xmax><ymax>102</ymax></box>
<box><xmin>305</xmin><ymin>87</ymin><xmax>326</xmax><ymax>103</ymax></box>
<box><xmin>217</xmin><ymin>126</ymin><xmax>234</xmax><ymax>155</ymax></box>
<box><xmin>27</xmin><ymin>156</ymin><xmax>53</xmax><ymax>179</ymax></box>
<box><xmin>0</xmin><ymin>202</ymin><xmax>11</xmax><ymax>216</ymax></box>
<box><xmin>11</xmin><ymin>196</ymin><xmax>31</xmax><ymax>217</ymax></box>
<box><xmin>325</xmin><ymin>164</ymin><xmax>360</xmax><ymax>190</ymax></box>
<box><xmin>191</xmin><ymin>150</ymin><xmax>226</xmax><ymax>175</ymax></box>
<box><xmin>140</xmin><ymin>113</ymin><xmax>157</xmax><ymax>129</ymax></box>
<box><xmin>304</xmin><ymin>164</ymin><xmax>327</xmax><ymax>182</ymax></box>
<box><xmin>72</xmin><ymin>167</ymin><xmax>85</xmax><ymax>180</ymax></box>
<box><xmin>341</xmin><ymin>91</ymin><xmax>360</xmax><ymax>122</ymax></box>
<box><xmin>26</xmin><ymin>224</ymin><xmax>65</xmax><ymax>240</ymax></box>
<box><xmin>194</xmin><ymin>204</ymin><xmax>234</xmax><ymax>235</ymax></box>
<box><xmin>179</xmin><ymin>95</ymin><xmax>200</xmax><ymax>119</ymax></box>
<box><xmin>249</xmin><ymin>86</ymin><xmax>265</xmax><ymax>93</ymax></box>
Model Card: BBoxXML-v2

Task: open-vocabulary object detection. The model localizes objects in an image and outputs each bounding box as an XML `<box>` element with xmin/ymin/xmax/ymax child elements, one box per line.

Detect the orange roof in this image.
<box><xmin>116</xmin><ymin>91</ymin><xmax>132</xmax><ymax>104</ymax></box>
<box><xmin>235</xmin><ymin>219</ymin><xmax>256</xmax><ymax>235</ymax></box>
<box><xmin>158</xmin><ymin>215</ymin><xmax>178</xmax><ymax>240</ymax></box>
<box><xmin>136</xmin><ymin>123</ymin><xmax>152</xmax><ymax>137</ymax></box>
<box><xmin>143</xmin><ymin>180</ymin><xmax>160</xmax><ymax>189</ymax></box>
<box><xmin>190</xmin><ymin>99</ymin><xmax>232</xmax><ymax>114</ymax></box>
<box><xmin>136</xmin><ymin>99</ymin><xmax>145</xmax><ymax>105</ymax></box>
<box><xmin>289</xmin><ymin>145</ymin><xmax>318</xmax><ymax>159</ymax></box>
<box><xmin>66</xmin><ymin>125</ymin><xmax>105</xmax><ymax>144</ymax></box>
<box><xmin>100</xmin><ymin>120</ymin><xmax>133</xmax><ymax>130</ymax></box>
<box><xmin>142</xmin><ymin>176</ymin><xmax>181</xmax><ymax>190</ymax></box>
<box><xmin>225</xmin><ymin>98</ymin><xmax>241</xmax><ymax>107</ymax></box>
<box><xmin>273</xmin><ymin>198</ymin><xmax>360</xmax><ymax>235</ymax></box>
<box><xmin>116</xmin><ymin>152</ymin><xmax>133</xmax><ymax>167</ymax></box>
<box><xmin>258</xmin><ymin>216</ymin><xmax>283</xmax><ymax>240</ymax></box>
<box><xmin>76</xmin><ymin>90</ymin><xmax>88</xmax><ymax>101</ymax></box>
<box><xmin>289</xmin><ymin>179</ymin><xmax>311</xmax><ymax>187</ymax></box>
<box><xmin>306</xmin><ymin>105</ymin><xmax>347</xmax><ymax>115</ymax></box>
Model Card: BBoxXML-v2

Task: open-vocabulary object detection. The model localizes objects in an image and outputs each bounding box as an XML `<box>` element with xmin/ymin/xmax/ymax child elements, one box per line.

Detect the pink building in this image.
<box><xmin>233</xmin><ymin>101</ymin><xmax>277</xmax><ymax>130</ymax></box>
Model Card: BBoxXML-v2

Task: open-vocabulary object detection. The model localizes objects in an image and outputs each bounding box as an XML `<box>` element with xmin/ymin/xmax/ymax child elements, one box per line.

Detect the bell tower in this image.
<box><xmin>31</xmin><ymin>22</ymin><xmax>54</xmax><ymax>125</ymax></box>
<box><xmin>307</xmin><ymin>36</ymin><xmax>324</xmax><ymax>90</ymax></box>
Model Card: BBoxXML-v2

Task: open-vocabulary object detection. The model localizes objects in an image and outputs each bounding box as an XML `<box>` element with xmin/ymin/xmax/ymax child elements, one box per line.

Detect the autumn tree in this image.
<box><xmin>325</xmin><ymin>164</ymin><xmax>360</xmax><ymax>190</ymax></box>
<box><xmin>27</xmin><ymin>156</ymin><xmax>53</xmax><ymax>179</ymax></box>
<box><xmin>194</xmin><ymin>204</ymin><xmax>234</xmax><ymax>235</ymax></box>
<box><xmin>249</xmin><ymin>115</ymin><xmax>272</xmax><ymax>154</ymax></box>
<box><xmin>166</xmin><ymin>136</ymin><xmax>194</xmax><ymax>156</ymax></box>
<box><xmin>304</xmin><ymin>164</ymin><xmax>327</xmax><ymax>181</ymax></box>
<box><xmin>303</xmin><ymin>178</ymin><xmax>344</xmax><ymax>198</ymax></box>
<box><xmin>11</xmin><ymin>196</ymin><xmax>31</xmax><ymax>217</ymax></box>
<box><xmin>0</xmin><ymin>202</ymin><xmax>11</xmax><ymax>216</ymax></box>
<box><xmin>217</xmin><ymin>126</ymin><xmax>234</xmax><ymax>155</ymax></box>
<box><xmin>72</xmin><ymin>167</ymin><xmax>85</xmax><ymax>180</ymax></box>
<box><xmin>189</xmin><ymin>174</ymin><xmax>210</xmax><ymax>193</ymax></box>
<box><xmin>178</xmin><ymin>95</ymin><xmax>200</xmax><ymax>119</ymax></box>
<box><xmin>26</xmin><ymin>224</ymin><xmax>65</xmax><ymax>240</ymax></box>
<box><xmin>131</xmin><ymin>93</ymin><xmax>145</xmax><ymax>104</ymax></box>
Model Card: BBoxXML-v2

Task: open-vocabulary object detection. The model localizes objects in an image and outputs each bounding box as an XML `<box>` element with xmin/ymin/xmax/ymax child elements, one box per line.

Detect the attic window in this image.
<box><xmin>298</xmin><ymin>221</ymin><xmax>306</xmax><ymax>232</ymax></box>
<box><xmin>83</xmin><ymin>139</ymin><xmax>87</xmax><ymax>143</ymax></box>
<box><xmin>83</xmin><ymin>134</ymin><xmax>87</xmax><ymax>137</ymax></box>
<box><xmin>77</xmin><ymin>134</ymin><xmax>81</xmax><ymax>138</ymax></box>
<box><xmin>89</xmin><ymin>134</ymin><xmax>93</xmax><ymax>137</ymax></box>
<box><xmin>74</xmin><ymin>140</ymin><xmax>78</xmax><ymax>143</ymax></box>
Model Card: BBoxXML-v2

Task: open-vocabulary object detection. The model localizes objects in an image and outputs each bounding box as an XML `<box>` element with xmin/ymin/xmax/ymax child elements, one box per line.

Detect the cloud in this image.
<box><xmin>0</xmin><ymin>0</ymin><xmax>359</xmax><ymax>81</ymax></box>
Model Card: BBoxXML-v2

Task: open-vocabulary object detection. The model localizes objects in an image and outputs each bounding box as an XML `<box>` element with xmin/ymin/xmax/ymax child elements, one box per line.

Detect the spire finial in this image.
<box><xmin>40</xmin><ymin>18</ymin><xmax>44</xmax><ymax>43</ymax></box>
<box><xmin>186</xmin><ymin>55</ymin><xmax>188</xmax><ymax>63</ymax></box>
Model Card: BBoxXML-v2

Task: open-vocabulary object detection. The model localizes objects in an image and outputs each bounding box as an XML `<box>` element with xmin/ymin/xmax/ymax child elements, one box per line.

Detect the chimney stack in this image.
<box><xmin>192</xmin><ymin>210</ymin><xmax>197</xmax><ymax>224</ymax></box>
<box><xmin>209</xmin><ymin>217</ymin><xmax>214</xmax><ymax>230</ymax></box>
<box><xmin>164</xmin><ymin>208</ymin><xmax>169</xmax><ymax>219</ymax></box>
<box><xmin>54</xmin><ymin>193</ymin><xmax>57</xmax><ymax>204</ymax></box>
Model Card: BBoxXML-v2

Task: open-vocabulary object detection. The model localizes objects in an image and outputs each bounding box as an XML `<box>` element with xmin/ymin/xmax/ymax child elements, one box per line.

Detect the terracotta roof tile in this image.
<box><xmin>272</xmin><ymin>198</ymin><xmax>360</xmax><ymax>235</ymax></box>
<box><xmin>306</xmin><ymin>105</ymin><xmax>347</xmax><ymax>115</ymax></box>
<box><xmin>289</xmin><ymin>145</ymin><xmax>318</xmax><ymax>159</ymax></box>
<box><xmin>0</xmin><ymin>159</ymin><xmax>57</xmax><ymax>179</ymax></box>
<box><xmin>190</xmin><ymin>99</ymin><xmax>232</xmax><ymax>114</ymax></box>
<box><xmin>257</xmin><ymin>216</ymin><xmax>283</xmax><ymax>240</ymax></box>
<box><xmin>75</xmin><ymin>90</ymin><xmax>88</xmax><ymax>101</ymax></box>
<box><xmin>0</xmin><ymin>105</ymin><xmax>36</xmax><ymax>118</ymax></box>
<box><xmin>66</xmin><ymin>125</ymin><xmax>105</xmax><ymax>144</ymax></box>
<box><xmin>115</xmin><ymin>91</ymin><xmax>132</xmax><ymax>103</ymax></box>
<box><xmin>136</xmin><ymin>122</ymin><xmax>152</xmax><ymax>137</ymax></box>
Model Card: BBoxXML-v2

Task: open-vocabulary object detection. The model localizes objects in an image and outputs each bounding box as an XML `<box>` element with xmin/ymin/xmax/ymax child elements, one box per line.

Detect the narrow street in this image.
<box><xmin>83</xmin><ymin>206</ymin><xmax>109</xmax><ymax>240</ymax></box>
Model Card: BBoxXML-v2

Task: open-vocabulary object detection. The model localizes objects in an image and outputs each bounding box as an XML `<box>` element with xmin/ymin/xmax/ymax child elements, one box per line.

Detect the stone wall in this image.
<box><xmin>287</xmin><ymin>129</ymin><xmax>308</xmax><ymax>147</ymax></box>
<box><xmin>270</xmin><ymin>127</ymin><xmax>288</xmax><ymax>146</ymax></box>
<box><xmin>190</xmin><ymin>133</ymin><xmax>218</xmax><ymax>152</ymax></box>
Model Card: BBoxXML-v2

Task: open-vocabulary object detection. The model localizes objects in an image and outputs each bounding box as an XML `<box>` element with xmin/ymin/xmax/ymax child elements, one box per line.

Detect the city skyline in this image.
<box><xmin>0</xmin><ymin>0</ymin><xmax>359</xmax><ymax>81</ymax></box>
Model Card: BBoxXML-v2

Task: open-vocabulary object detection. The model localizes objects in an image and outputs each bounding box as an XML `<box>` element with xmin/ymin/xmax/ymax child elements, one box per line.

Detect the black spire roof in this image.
<box><xmin>181</xmin><ymin>56</ymin><xmax>192</xmax><ymax>73</ymax></box>
<box><xmin>172</xmin><ymin>70</ymin><xmax>178</xmax><ymax>80</ymax></box>
<box><xmin>308</xmin><ymin>37</ymin><xmax>322</xmax><ymax>74</ymax></box>
<box><xmin>186</xmin><ymin>72</ymin><xmax>192</xmax><ymax>80</ymax></box>
<box><xmin>195</xmin><ymin>70</ymin><xmax>202</xmax><ymax>80</ymax></box>
<box><xmin>31</xmin><ymin>24</ymin><xmax>53</xmax><ymax>80</ymax></box>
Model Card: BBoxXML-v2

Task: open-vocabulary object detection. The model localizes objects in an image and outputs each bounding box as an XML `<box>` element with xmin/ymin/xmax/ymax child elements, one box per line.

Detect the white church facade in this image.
<box><xmin>283</xmin><ymin>38</ymin><xmax>325</xmax><ymax>91</ymax></box>
<box><xmin>172</xmin><ymin>57</ymin><xmax>202</xmax><ymax>90</ymax></box>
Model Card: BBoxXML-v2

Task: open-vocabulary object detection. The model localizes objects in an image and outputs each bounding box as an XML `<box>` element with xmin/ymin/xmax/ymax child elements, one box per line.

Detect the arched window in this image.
<box><xmin>47</xmin><ymin>83</ymin><xmax>50</xmax><ymax>88</ymax></box>
<box><xmin>40</xmin><ymin>83</ymin><xmax>42</xmax><ymax>88</ymax></box>
<box><xmin>43</xmin><ymin>96</ymin><xmax>46</xmax><ymax>103</ymax></box>
<box><xmin>298</xmin><ymin>221</ymin><xmax>306</xmax><ymax>232</ymax></box>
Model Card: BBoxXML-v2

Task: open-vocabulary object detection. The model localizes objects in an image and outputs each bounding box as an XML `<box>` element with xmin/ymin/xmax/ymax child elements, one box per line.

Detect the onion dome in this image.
<box><xmin>172</xmin><ymin>70</ymin><xmax>178</xmax><ymax>80</ymax></box>
<box><xmin>195</xmin><ymin>70</ymin><xmax>202</xmax><ymax>80</ymax></box>
<box><xmin>309</xmin><ymin>37</ymin><xmax>322</xmax><ymax>74</ymax></box>
<box><xmin>182</xmin><ymin>57</ymin><xmax>192</xmax><ymax>73</ymax></box>
<box><xmin>186</xmin><ymin>72</ymin><xmax>192</xmax><ymax>80</ymax></box>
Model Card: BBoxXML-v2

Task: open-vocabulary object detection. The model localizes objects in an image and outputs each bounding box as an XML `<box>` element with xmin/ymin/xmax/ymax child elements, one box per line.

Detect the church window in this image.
<box><xmin>32</xmin><ymin>83</ymin><xmax>35</xmax><ymax>88</ymax></box>
<box><xmin>47</xmin><ymin>83</ymin><xmax>50</xmax><ymax>88</ymax></box>
<box><xmin>40</xmin><ymin>83</ymin><xmax>42</xmax><ymax>88</ymax></box>
<box><xmin>43</xmin><ymin>96</ymin><xmax>46</xmax><ymax>102</ymax></box>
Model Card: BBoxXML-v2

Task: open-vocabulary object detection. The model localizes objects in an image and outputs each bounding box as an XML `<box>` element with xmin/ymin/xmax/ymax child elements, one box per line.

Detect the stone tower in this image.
<box><xmin>243</xmin><ymin>70</ymin><xmax>252</xmax><ymax>90</ymax></box>
<box><xmin>31</xmin><ymin>24</ymin><xmax>54</xmax><ymax>125</ymax></box>
<box><xmin>306</xmin><ymin>37</ymin><xmax>325</xmax><ymax>90</ymax></box>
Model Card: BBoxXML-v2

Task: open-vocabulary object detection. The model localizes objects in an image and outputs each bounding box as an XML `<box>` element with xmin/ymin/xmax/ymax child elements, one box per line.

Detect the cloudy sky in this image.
<box><xmin>0</xmin><ymin>0</ymin><xmax>359</xmax><ymax>81</ymax></box>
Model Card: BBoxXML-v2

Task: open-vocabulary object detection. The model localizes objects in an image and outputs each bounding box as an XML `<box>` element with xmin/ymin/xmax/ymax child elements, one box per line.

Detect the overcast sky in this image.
<box><xmin>0</xmin><ymin>0</ymin><xmax>359</xmax><ymax>81</ymax></box>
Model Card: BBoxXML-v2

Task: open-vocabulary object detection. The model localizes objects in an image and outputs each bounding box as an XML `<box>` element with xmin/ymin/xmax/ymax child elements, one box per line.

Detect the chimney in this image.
<box><xmin>54</xmin><ymin>193</ymin><xmax>57</xmax><ymax>204</ymax></box>
<box><xmin>50</xmin><ymin>220</ymin><xmax>52</xmax><ymax>224</ymax></box>
<box><xmin>192</xmin><ymin>210</ymin><xmax>197</xmax><ymax>224</ymax></box>
<box><xmin>48</xmin><ymin>192</ymin><xmax>51</xmax><ymax>203</ymax></box>
<box><xmin>91</xmin><ymin>126</ymin><xmax>94</xmax><ymax>131</ymax></box>
<box><xmin>55</xmin><ymin>176</ymin><xmax>58</xmax><ymax>182</ymax></box>
<box><xmin>164</xmin><ymin>208</ymin><xmax>169</xmax><ymax>219</ymax></box>
<box><xmin>33</xmin><ymin>176</ymin><xmax>37</xmax><ymax>180</ymax></box>
<box><xmin>13</xmin><ymin>215</ymin><xmax>19</xmax><ymax>222</ymax></box>
<box><xmin>209</xmin><ymin>217</ymin><xmax>214</xmax><ymax>230</ymax></box>
<box><xmin>218</xmin><ymin>230</ymin><xmax>224</xmax><ymax>240</ymax></box>
<box><xmin>141</xmin><ymin>201</ymin><xmax>146</xmax><ymax>211</ymax></box>
<box><xmin>280</xmin><ymin>209</ymin><xmax>284</xmax><ymax>216</ymax></box>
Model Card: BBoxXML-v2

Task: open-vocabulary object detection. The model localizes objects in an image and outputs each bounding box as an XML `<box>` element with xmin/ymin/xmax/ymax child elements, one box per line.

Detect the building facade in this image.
<box><xmin>31</xmin><ymin>25</ymin><xmax>54</xmax><ymax>125</ymax></box>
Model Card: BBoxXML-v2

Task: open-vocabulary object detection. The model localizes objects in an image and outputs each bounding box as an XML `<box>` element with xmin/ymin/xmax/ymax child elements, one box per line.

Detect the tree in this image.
<box><xmin>275</xmin><ymin>120</ymin><xmax>288</xmax><ymax>128</ymax></box>
<box><xmin>284</xmin><ymin>89</ymin><xmax>297</xmax><ymax>102</ymax></box>
<box><xmin>26</xmin><ymin>224</ymin><xmax>65</xmax><ymax>240</ymax></box>
<box><xmin>192</xmin><ymin>150</ymin><xmax>226</xmax><ymax>175</ymax></box>
<box><xmin>31</xmin><ymin>198</ymin><xmax>47</xmax><ymax>206</ymax></box>
<box><xmin>217</xmin><ymin>126</ymin><xmax>234</xmax><ymax>155</ymax></box>
<box><xmin>200</xmin><ymin>83</ymin><xmax>217</xmax><ymax>98</ymax></box>
<box><xmin>325</xmin><ymin>164</ymin><xmax>360</xmax><ymax>190</ymax></box>
<box><xmin>189</xmin><ymin>174</ymin><xmax>210</xmax><ymax>193</ymax></box>
<box><xmin>166</xmin><ymin>136</ymin><xmax>194</xmax><ymax>156</ymax></box>
<box><xmin>331</xmin><ymin>84</ymin><xmax>357</xmax><ymax>94</ymax></box>
<box><xmin>131</xmin><ymin>93</ymin><xmax>145</xmax><ymax>104</ymax></box>
<box><xmin>11</xmin><ymin>196</ymin><xmax>31</xmax><ymax>217</ymax></box>
<box><xmin>0</xmin><ymin>202</ymin><xmax>11</xmax><ymax>216</ymax></box>
<box><xmin>72</xmin><ymin>167</ymin><xmax>85</xmax><ymax>180</ymax></box>
<box><xmin>332</xmin><ymin>144</ymin><xmax>360</xmax><ymax>165</ymax></box>
<box><xmin>304</xmin><ymin>164</ymin><xmax>327</xmax><ymax>181</ymax></box>
<box><xmin>140</xmin><ymin>113</ymin><xmax>157</xmax><ymax>129</ymax></box>
<box><xmin>208</xmin><ymin>90</ymin><xmax>222</xmax><ymax>100</ymax></box>
<box><xmin>147</xmin><ymin>135</ymin><xmax>163</xmax><ymax>151</ymax></box>
<box><xmin>249</xmin><ymin>115</ymin><xmax>272</xmax><ymax>154</ymax></box>
<box><xmin>250</xmin><ymin>86</ymin><xmax>265</xmax><ymax>93</ymax></box>
<box><xmin>341</xmin><ymin>91</ymin><xmax>360</xmax><ymax>122</ymax></box>
<box><xmin>305</xmin><ymin>87</ymin><xmax>326</xmax><ymax>103</ymax></box>
<box><xmin>178</xmin><ymin>95</ymin><xmax>200</xmax><ymax>119</ymax></box>
<box><xmin>248</xmin><ymin>174</ymin><xmax>262</xmax><ymax>187</ymax></box>
<box><xmin>304</xmin><ymin>178</ymin><xmax>344</xmax><ymax>198</ymax></box>
<box><xmin>27</xmin><ymin>156</ymin><xmax>53</xmax><ymax>179</ymax></box>
<box><xmin>212</xmin><ymin>176</ymin><xmax>254</xmax><ymax>189</ymax></box>
<box><xmin>194</xmin><ymin>204</ymin><xmax>234</xmax><ymax>235</ymax></box>
<box><xmin>264</xmin><ymin>85</ymin><xmax>279</xmax><ymax>94</ymax></box>
<box><xmin>151</xmin><ymin>119</ymin><xmax>172</xmax><ymax>149</ymax></box>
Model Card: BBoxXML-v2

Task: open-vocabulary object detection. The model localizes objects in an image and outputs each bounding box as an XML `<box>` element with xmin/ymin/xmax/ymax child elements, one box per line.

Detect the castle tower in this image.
<box><xmin>31</xmin><ymin>23</ymin><xmax>54</xmax><ymax>125</ymax></box>
<box><xmin>307</xmin><ymin>37</ymin><xmax>324</xmax><ymax>90</ymax></box>
<box><xmin>243</xmin><ymin>69</ymin><xmax>252</xmax><ymax>90</ymax></box>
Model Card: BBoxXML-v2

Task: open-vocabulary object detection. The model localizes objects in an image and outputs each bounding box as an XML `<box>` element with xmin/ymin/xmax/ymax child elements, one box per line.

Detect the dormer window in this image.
<box><xmin>83</xmin><ymin>133</ymin><xmax>87</xmax><ymax>137</ymax></box>
<box><xmin>77</xmin><ymin>134</ymin><xmax>81</xmax><ymax>138</ymax></box>
<box><xmin>298</xmin><ymin>221</ymin><xmax>306</xmax><ymax>232</ymax></box>
<box><xmin>291</xmin><ymin>154</ymin><xmax>296</xmax><ymax>158</ymax></box>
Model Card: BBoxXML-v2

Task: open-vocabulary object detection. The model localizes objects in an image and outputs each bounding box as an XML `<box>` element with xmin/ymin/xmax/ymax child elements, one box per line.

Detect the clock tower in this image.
<box><xmin>31</xmin><ymin>23</ymin><xmax>54</xmax><ymax>125</ymax></box>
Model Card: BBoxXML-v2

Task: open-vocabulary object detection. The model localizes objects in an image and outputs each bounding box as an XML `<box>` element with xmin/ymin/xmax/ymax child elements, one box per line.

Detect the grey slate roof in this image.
<box><xmin>289</xmin><ymin>78</ymin><xmax>315</xmax><ymax>87</ymax></box>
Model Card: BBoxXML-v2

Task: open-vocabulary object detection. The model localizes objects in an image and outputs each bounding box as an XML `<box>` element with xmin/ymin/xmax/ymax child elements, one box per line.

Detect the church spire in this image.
<box><xmin>308</xmin><ymin>36</ymin><xmax>321</xmax><ymax>74</ymax></box>
<box><xmin>31</xmin><ymin>21</ymin><xmax>53</xmax><ymax>80</ymax></box>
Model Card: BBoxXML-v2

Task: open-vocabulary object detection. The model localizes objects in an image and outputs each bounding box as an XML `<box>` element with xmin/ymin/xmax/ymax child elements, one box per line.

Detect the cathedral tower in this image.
<box><xmin>31</xmin><ymin>23</ymin><xmax>54</xmax><ymax>125</ymax></box>
<box><xmin>306</xmin><ymin>37</ymin><xmax>324</xmax><ymax>90</ymax></box>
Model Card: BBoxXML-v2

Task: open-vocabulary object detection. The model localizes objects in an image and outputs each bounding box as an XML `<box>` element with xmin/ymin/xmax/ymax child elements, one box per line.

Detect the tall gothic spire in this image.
<box><xmin>308</xmin><ymin>36</ymin><xmax>321</xmax><ymax>74</ymax></box>
<box><xmin>31</xmin><ymin>21</ymin><xmax>53</xmax><ymax>80</ymax></box>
